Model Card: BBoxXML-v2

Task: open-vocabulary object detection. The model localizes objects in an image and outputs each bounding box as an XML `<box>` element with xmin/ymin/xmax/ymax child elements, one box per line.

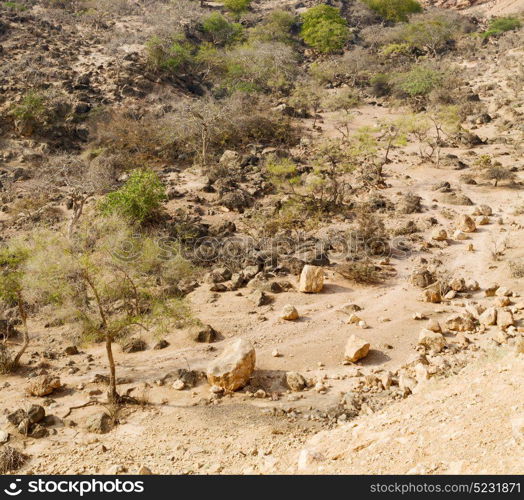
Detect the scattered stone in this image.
<box><xmin>26</xmin><ymin>376</ymin><xmax>61</xmax><ymax>397</ymax></box>
<box><xmin>206</xmin><ymin>339</ymin><xmax>256</xmax><ymax>391</ymax></box>
<box><xmin>445</xmin><ymin>313</ymin><xmax>476</xmax><ymax>332</ymax></box>
<box><xmin>153</xmin><ymin>340</ymin><xmax>170</xmax><ymax>350</ymax></box>
<box><xmin>418</xmin><ymin>329</ymin><xmax>446</xmax><ymax>353</ymax></box>
<box><xmin>27</xmin><ymin>405</ymin><xmax>45</xmax><ymax>424</ymax></box>
<box><xmin>426</xmin><ymin>319</ymin><xmax>442</xmax><ymax>333</ymax></box>
<box><xmin>251</xmin><ymin>290</ymin><xmax>273</xmax><ymax>306</ymax></box>
<box><xmin>479</xmin><ymin>307</ymin><xmax>497</xmax><ymax>326</ymax></box>
<box><xmin>485</xmin><ymin>284</ymin><xmax>499</xmax><ymax>297</ymax></box>
<box><xmin>280</xmin><ymin>305</ymin><xmax>299</xmax><ymax>321</ymax></box>
<box><xmin>339</xmin><ymin>303</ymin><xmax>362</xmax><ymax>314</ymax></box>
<box><xmin>64</xmin><ymin>346</ymin><xmax>79</xmax><ymax>356</ymax></box>
<box><xmin>285</xmin><ymin>372</ymin><xmax>307</xmax><ymax>392</ymax></box>
<box><xmin>85</xmin><ymin>412</ymin><xmax>113</xmax><ymax>434</ymax></box>
<box><xmin>411</xmin><ymin>269</ymin><xmax>435</xmax><ymax>288</ymax></box>
<box><xmin>422</xmin><ymin>289</ymin><xmax>442</xmax><ymax>303</ymax></box>
<box><xmin>449</xmin><ymin>277</ymin><xmax>467</xmax><ymax>292</ymax></box>
<box><xmin>399</xmin><ymin>373</ymin><xmax>417</xmax><ymax>395</ymax></box>
<box><xmin>477</xmin><ymin>216</ymin><xmax>490</xmax><ymax>225</ymax></box>
<box><xmin>378</xmin><ymin>371</ymin><xmax>393</xmax><ymax>389</ymax></box>
<box><xmin>491</xmin><ymin>330</ymin><xmax>508</xmax><ymax>344</ymax></box>
<box><xmin>515</xmin><ymin>337</ymin><xmax>524</xmax><ymax>354</ymax></box>
<box><xmin>457</xmin><ymin>214</ymin><xmax>476</xmax><ymax>233</ymax></box>
<box><xmin>172</xmin><ymin>380</ymin><xmax>185</xmax><ymax>391</ymax></box>
<box><xmin>138</xmin><ymin>466</ymin><xmax>152</xmax><ymax>475</ymax></box>
<box><xmin>496</xmin><ymin>286</ymin><xmax>511</xmax><ymax>297</ymax></box>
<box><xmin>193</xmin><ymin>325</ymin><xmax>219</xmax><ymax>343</ymax></box>
<box><xmin>473</xmin><ymin>204</ymin><xmax>492</xmax><ymax>216</ymax></box>
<box><xmin>412</xmin><ymin>312</ymin><xmax>427</xmax><ymax>320</ymax></box>
<box><xmin>496</xmin><ymin>309</ymin><xmax>514</xmax><ymax>329</ymax></box>
<box><xmin>7</xmin><ymin>409</ymin><xmax>27</xmax><ymax>427</ymax></box>
<box><xmin>453</xmin><ymin>230</ymin><xmax>468</xmax><ymax>240</ymax></box>
<box><xmin>431</xmin><ymin>228</ymin><xmax>448</xmax><ymax>241</ymax></box>
<box><xmin>345</xmin><ymin>313</ymin><xmax>361</xmax><ymax>325</ymax></box>
<box><xmin>271</xmin><ymin>349</ymin><xmax>281</xmax><ymax>357</ymax></box>
<box><xmin>344</xmin><ymin>335</ymin><xmax>370</xmax><ymax>363</ymax></box>
<box><xmin>495</xmin><ymin>296</ymin><xmax>511</xmax><ymax>307</ymax></box>
<box><xmin>299</xmin><ymin>265</ymin><xmax>324</xmax><ymax>293</ymax></box>
<box><xmin>29</xmin><ymin>424</ymin><xmax>48</xmax><ymax>439</ymax></box>
<box><xmin>121</xmin><ymin>339</ymin><xmax>147</xmax><ymax>353</ymax></box>
<box><xmin>465</xmin><ymin>279</ymin><xmax>480</xmax><ymax>291</ymax></box>
<box><xmin>0</xmin><ymin>430</ymin><xmax>9</xmax><ymax>444</ymax></box>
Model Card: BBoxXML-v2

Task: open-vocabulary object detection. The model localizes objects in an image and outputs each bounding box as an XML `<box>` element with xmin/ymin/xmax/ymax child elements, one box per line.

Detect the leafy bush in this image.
<box><xmin>99</xmin><ymin>169</ymin><xmax>166</xmax><ymax>224</ymax></box>
<box><xmin>223</xmin><ymin>0</ymin><xmax>251</xmax><ymax>15</ymax></box>
<box><xmin>201</xmin><ymin>12</ymin><xmax>243</xmax><ymax>46</ymax></box>
<box><xmin>362</xmin><ymin>0</ymin><xmax>422</xmax><ymax>22</ymax></box>
<box><xmin>265</xmin><ymin>155</ymin><xmax>301</xmax><ymax>187</ymax></box>
<box><xmin>146</xmin><ymin>35</ymin><xmax>193</xmax><ymax>72</ymax></box>
<box><xmin>482</xmin><ymin>16</ymin><xmax>521</xmax><ymax>39</ymax></box>
<box><xmin>300</xmin><ymin>5</ymin><xmax>350</xmax><ymax>53</ymax></box>
<box><xmin>248</xmin><ymin>9</ymin><xmax>297</xmax><ymax>44</ymax></box>
<box><xmin>397</xmin><ymin>11</ymin><xmax>473</xmax><ymax>55</ymax></box>
<box><xmin>10</xmin><ymin>92</ymin><xmax>49</xmax><ymax>130</ymax></box>
<box><xmin>198</xmin><ymin>41</ymin><xmax>299</xmax><ymax>93</ymax></box>
<box><xmin>393</xmin><ymin>66</ymin><xmax>443</xmax><ymax>97</ymax></box>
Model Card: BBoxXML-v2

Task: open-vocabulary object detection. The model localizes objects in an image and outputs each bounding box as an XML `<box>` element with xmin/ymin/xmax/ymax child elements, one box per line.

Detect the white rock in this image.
<box><xmin>206</xmin><ymin>338</ymin><xmax>256</xmax><ymax>391</ymax></box>
<box><xmin>172</xmin><ymin>380</ymin><xmax>185</xmax><ymax>391</ymax></box>
<box><xmin>280</xmin><ymin>304</ymin><xmax>299</xmax><ymax>321</ymax></box>
<box><xmin>344</xmin><ymin>335</ymin><xmax>370</xmax><ymax>363</ymax></box>
<box><xmin>496</xmin><ymin>309</ymin><xmax>514</xmax><ymax>329</ymax></box>
<box><xmin>299</xmin><ymin>265</ymin><xmax>324</xmax><ymax>293</ymax></box>
<box><xmin>479</xmin><ymin>307</ymin><xmax>497</xmax><ymax>326</ymax></box>
<box><xmin>453</xmin><ymin>230</ymin><xmax>468</xmax><ymax>240</ymax></box>
<box><xmin>457</xmin><ymin>214</ymin><xmax>476</xmax><ymax>233</ymax></box>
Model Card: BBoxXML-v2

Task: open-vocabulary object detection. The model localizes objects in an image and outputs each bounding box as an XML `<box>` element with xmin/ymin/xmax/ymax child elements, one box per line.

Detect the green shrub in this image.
<box><xmin>202</xmin><ymin>12</ymin><xmax>243</xmax><ymax>46</ymax></box>
<box><xmin>265</xmin><ymin>155</ymin><xmax>300</xmax><ymax>187</ymax></box>
<box><xmin>10</xmin><ymin>91</ymin><xmax>48</xmax><ymax>125</ymax></box>
<box><xmin>2</xmin><ymin>2</ymin><xmax>27</xmax><ymax>10</ymax></box>
<box><xmin>395</xmin><ymin>12</ymin><xmax>471</xmax><ymax>55</ymax></box>
<box><xmin>248</xmin><ymin>9</ymin><xmax>297</xmax><ymax>44</ymax></box>
<box><xmin>198</xmin><ymin>41</ymin><xmax>299</xmax><ymax>93</ymax></box>
<box><xmin>146</xmin><ymin>35</ymin><xmax>193</xmax><ymax>72</ymax></box>
<box><xmin>362</xmin><ymin>0</ymin><xmax>422</xmax><ymax>22</ymax></box>
<box><xmin>482</xmin><ymin>16</ymin><xmax>521</xmax><ymax>39</ymax></box>
<box><xmin>223</xmin><ymin>0</ymin><xmax>252</xmax><ymax>15</ymax></box>
<box><xmin>300</xmin><ymin>5</ymin><xmax>350</xmax><ymax>53</ymax></box>
<box><xmin>393</xmin><ymin>66</ymin><xmax>442</xmax><ymax>97</ymax></box>
<box><xmin>99</xmin><ymin>169</ymin><xmax>166</xmax><ymax>223</ymax></box>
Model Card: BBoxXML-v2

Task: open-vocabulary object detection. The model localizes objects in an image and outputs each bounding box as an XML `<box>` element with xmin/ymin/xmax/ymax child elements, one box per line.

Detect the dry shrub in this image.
<box><xmin>91</xmin><ymin>93</ymin><xmax>297</xmax><ymax>166</ymax></box>
<box><xmin>335</xmin><ymin>260</ymin><xmax>383</xmax><ymax>284</ymax></box>
<box><xmin>0</xmin><ymin>446</ymin><xmax>27</xmax><ymax>474</ymax></box>
<box><xmin>352</xmin><ymin>207</ymin><xmax>390</xmax><ymax>256</ymax></box>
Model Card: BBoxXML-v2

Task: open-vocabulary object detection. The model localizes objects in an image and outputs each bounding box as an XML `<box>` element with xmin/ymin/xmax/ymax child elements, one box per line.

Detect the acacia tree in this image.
<box><xmin>25</xmin><ymin>216</ymin><xmax>195</xmax><ymax>403</ymax></box>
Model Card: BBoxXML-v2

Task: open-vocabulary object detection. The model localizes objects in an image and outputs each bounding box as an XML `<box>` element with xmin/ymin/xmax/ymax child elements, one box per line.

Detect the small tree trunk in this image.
<box><xmin>105</xmin><ymin>334</ymin><xmax>119</xmax><ymax>403</ymax></box>
<box><xmin>12</xmin><ymin>294</ymin><xmax>29</xmax><ymax>367</ymax></box>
